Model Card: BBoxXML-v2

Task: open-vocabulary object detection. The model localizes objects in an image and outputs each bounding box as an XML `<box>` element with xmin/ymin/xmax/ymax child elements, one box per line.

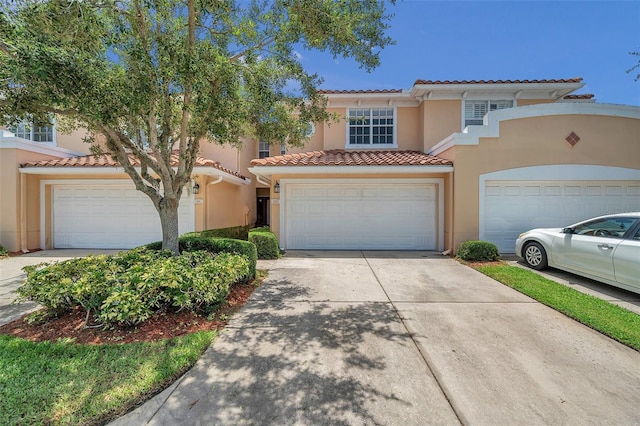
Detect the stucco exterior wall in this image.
<box><xmin>205</xmin><ymin>181</ymin><xmax>244</xmax><ymax>229</ymax></box>
<box><xmin>0</xmin><ymin>148</ymin><xmax>67</xmax><ymax>252</ymax></box>
<box><xmin>450</xmin><ymin>114</ymin><xmax>640</xmax><ymax>251</ymax></box>
<box><xmin>0</xmin><ymin>149</ymin><xmax>20</xmax><ymax>251</ymax></box>
<box><xmin>397</xmin><ymin>107</ymin><xmax>422</xmax><ymax>151</ymax></box>
<box><xmin>56</xmin><ymin>128</ymin><xmax>93</xmax><ymax>153</ymax></box>
<box><xmin>198</xmin><ymin>139</ymin><xmax>257</xmax><ymax>229</ymax></box>
<box><xmin>199</xmin><ymin>142</ymin><xmax>242</xmax><ymax>172</ymax></box>
<box><xmin>422</xmin><ymin>100</ymin><xmax>462</xmax><ymax>152</ymax></box>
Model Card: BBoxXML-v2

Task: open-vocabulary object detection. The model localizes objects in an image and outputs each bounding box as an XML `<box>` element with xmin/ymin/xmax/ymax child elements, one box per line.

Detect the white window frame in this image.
<box><xmin>280</xmin><ymin>141</ymin><xmax>286</xmax><ymax>155</ymax></box>
<box><xmin>462</xmin><ymin>98</ymin><xmax>515</xmax><ymax>129</ymax></box>
<box><xmin>346</xmin><ymin>107</ymin><xmax>397</xmax><ymax>148</ymax></box>
<box><xmin>258</xmin><ymin>141</ymin><xmax>270</xmax><ymax>159</ymax></box>
<box><xmin>8</xmin><ymin>117</ymin><xmax>56</xmax><ymax>145</ymax></box>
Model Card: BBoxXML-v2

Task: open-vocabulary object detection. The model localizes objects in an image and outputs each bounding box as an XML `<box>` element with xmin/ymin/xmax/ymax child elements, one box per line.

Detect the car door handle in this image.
<box><xmin>598</xmin><ymin>244</ymin><xmax>612</xmax><ymax>250</ymax></box>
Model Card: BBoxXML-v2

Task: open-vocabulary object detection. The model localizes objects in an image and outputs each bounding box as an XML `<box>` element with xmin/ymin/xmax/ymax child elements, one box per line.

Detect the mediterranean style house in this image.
<box><xmin>2</xmin><ymin>77</ymin><xmax>639</xmax><ymax>254</ymax></box>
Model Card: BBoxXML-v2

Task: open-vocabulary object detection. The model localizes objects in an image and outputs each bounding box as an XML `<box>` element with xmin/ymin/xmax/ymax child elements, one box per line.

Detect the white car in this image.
<box><xmin>515</xmin><ymin>213</ymin><xmax>640</xmax><ymax>294</ymax></box>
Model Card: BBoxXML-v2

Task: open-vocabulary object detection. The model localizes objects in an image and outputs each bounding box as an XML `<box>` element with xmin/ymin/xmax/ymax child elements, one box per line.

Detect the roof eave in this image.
<box><xmin>409</xmin><ymin>81</ymin><xmax>585</xmax><ymax>100</ymax></box>
<box><xmin>249</xmin><ymin>165</ymin><xmax>454</xmax><ymax>177</ymax></box>
<box><xmin>19</xmin><ymin>165</ymin><xmax>250</xmax><ymax>185</ymax></box>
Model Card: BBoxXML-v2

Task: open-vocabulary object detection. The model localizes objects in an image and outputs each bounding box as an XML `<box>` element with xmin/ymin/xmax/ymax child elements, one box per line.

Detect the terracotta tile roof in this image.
<box><xmin>563</xmin><ymin>94</ymin><xmax>595</xmax><ymax>99</ymax></box>
<box><xmin>250</xmin><ymin>150</ymin><xmax>452</xmax><ymax>167</ymax></box>
<box><xmin>316</xmin><ymin>89</ymin><xmax>403</xmax><ymax>94</ymax></box>
<box><xmin>413</xmin><ymin>78</ymin><xmax>584</xmax><ymax>85</ymax></box>
<box><xmin>21</xmin><ymin>152</ymin><xmax>248</xmax><ymax>180</ymax></box>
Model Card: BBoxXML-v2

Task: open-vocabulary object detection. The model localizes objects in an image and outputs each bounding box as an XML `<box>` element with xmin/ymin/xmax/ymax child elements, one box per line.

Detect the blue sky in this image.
<box><xmin>298</xmin><ymin>1</ymin><xmax>640</xmax><ymax>106</ymax></box>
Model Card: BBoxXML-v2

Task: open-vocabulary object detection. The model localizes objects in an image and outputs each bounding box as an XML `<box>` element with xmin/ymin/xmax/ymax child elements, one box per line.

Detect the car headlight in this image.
<box><xmin>518</xmin><ymin>232</ymin><xmax>528</xmax><ymax>239</ymax></box>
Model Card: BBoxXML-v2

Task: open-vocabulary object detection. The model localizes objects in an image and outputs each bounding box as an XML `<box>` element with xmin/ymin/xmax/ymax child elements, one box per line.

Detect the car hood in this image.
<box><xmin>522</xmin><ymin>227</ymin><xmax>564</xmax><ymax>236</ymax></box>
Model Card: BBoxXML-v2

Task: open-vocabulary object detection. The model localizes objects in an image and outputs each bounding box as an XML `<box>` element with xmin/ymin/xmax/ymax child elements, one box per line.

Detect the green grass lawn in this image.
<box><xmin>474</xmin><ymin>263</ymin><xmax>640</xmax><ymax>351</ymax></box>
<box><xmin>0</xmin><ymin>331</ymin><xmax>214</xmax><ymax>424</ymax></box>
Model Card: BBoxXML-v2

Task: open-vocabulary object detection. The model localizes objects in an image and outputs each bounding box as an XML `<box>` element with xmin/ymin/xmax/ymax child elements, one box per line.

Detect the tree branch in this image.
<box><xmin>0</xmin><ymin>40</ymin><xmax>16</xmax><ymax>59</ymax></box>
<box><xmin>229</xmin><ymin>36</ymin><xmax>276</xmax><ymax>61</ymax></box>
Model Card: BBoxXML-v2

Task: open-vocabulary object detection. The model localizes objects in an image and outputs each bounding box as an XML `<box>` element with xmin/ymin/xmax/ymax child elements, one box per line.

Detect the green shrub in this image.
<box><xmin>185</xmin><ymin>225</ymin><xmax>250</xmax><ymax>240</ymax></box>
<box><xmin>456</xmin><ymin>240</ymin><xmax>501</xmax><ymax>262</ymax></box>
<box><xmin>249</xmin><ymin>229</ymin><xmax>280</xmax><ymax>260</ymax></box>
<box><xmin>144</xmin><ymin>235</ymin><xmax>257</xmax><ymax>281</ymax></box>
<box><xmin>16</xmin><ymin>247</ymin><xmax>250</xmax><ymax>328</ymax></box>
<box><xmin>0</xmin><ymin>245</ymin><xmax>8</xmax><ymax>257</ymax></box>
<box><xmin>252</xmin><ymin>226</ymin><xmax>271</xmax><ymax>233</ymax></box>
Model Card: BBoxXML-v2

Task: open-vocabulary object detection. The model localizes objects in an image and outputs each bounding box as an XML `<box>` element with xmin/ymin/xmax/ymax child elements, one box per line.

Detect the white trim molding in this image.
<box><xmin>0</xmin><ymin>134</ymin><xmax>84</xmax><ymax>157</ymax></box>
<box><xmin>429</xmin><ymin>102</ymin><xmax>640</xmax><ymax>156</ymax></box>
<box><xmin>320</xmin><ymin>91</ymin><xmax>420</xmax><ymax>108</ymax></box>
<box><xmin>409</xmin><ymin>81</ymin><xmax>584</xmax><ymax>101</ymax></box>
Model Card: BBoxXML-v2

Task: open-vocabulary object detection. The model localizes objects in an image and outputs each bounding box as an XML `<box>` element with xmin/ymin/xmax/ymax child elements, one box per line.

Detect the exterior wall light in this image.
<box><xmin>192</xmin><ymin>182</ymin><xmax>200</xmax><ymax>194</ymax></box>
<box><xmin>273</xmin><ymin>181</ymin><xmax>280</xmax><ymax>193</ymax></box>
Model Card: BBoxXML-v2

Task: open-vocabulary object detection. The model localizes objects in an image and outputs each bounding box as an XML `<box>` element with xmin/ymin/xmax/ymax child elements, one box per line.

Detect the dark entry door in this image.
<box><xmin>256</xmin><ymin>197</ymin><xmax>270</xmax><ymax>226</ymax></box>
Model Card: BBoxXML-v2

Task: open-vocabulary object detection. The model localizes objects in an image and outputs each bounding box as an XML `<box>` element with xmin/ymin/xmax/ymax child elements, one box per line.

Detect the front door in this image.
<box><xmin>256</xmin><ymin>196</ymin><xmax>270</xmax><ymax>226</ymax></box>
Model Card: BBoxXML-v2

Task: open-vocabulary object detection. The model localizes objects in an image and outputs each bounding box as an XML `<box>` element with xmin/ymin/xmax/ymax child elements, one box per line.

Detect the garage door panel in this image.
<box><xmin>484</xmin><ymin>180</ymin><xmax>640</xmax><ymax>253</ymax></box>
<box><xmin>53</xmin><ymin>184</ymin><xmax>193</xmax><ymax>249</ymax></box>
<box><xmin>285</xmin><ymin>182</ymin><xmax>437</xmax><ymax>250</ymax></box>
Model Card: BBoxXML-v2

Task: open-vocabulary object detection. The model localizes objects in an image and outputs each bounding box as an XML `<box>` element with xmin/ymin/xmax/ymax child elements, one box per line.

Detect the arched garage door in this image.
<box><xmin>483</xmin><ymin>180</ymin><xmax>640</xmax><ymax>253</ymax></box>
<box><xmin>52</xmin><ymin>184</ymin><xmax>194</xmax><ymax>249</ymax></box>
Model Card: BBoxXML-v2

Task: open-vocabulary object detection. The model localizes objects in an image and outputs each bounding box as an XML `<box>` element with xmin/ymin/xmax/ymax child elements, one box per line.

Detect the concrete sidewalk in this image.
<box><xmin>113</xmin><ymin>251</ymin><xmax>640</xmax><ymax>425</ymax></box>
<box><xmin>0</xmin><ymin>249</ymin><xmax>122</xmax><ymax>325</ymax></box>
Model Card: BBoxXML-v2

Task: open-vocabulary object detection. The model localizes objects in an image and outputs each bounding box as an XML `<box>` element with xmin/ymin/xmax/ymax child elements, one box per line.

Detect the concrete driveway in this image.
<box><xmin>0</xmin><ymin>249</ymin><xmax>122</xmax><ymax>325</ymax></box>
<box><xmin>114</xmin><ymin>251</ymin><xmax>640</xmax><ymax>425</ymax></box>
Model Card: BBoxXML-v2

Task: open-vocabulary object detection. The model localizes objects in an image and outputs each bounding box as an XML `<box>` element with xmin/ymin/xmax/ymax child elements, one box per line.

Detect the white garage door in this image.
<box><xmin>483</xmin><ymin>180</ymin><xmax>640</xmax><ymax>253</ymax></box>
<box><xmin>285</xmin><ymin>182</ymin><xmax>437</xmax><ymax>250</ymax></box>
<box><xmin>53</xmin><ymin>185</ymin><xmax>194</xmax><ymax>249</ymax></box>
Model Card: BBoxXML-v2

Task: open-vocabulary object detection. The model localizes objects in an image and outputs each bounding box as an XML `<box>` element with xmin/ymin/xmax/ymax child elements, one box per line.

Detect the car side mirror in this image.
<box><xmin>562</xmin><ymin>227</ymin><xmax>574</xmax><ymax>234</ymax></box>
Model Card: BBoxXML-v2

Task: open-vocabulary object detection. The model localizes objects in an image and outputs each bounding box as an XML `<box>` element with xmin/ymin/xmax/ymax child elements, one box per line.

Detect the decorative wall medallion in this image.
<box><xmin>565</xmin><ymin>131</ymin><xmax>580</xmax><ymax>147</ymax></box>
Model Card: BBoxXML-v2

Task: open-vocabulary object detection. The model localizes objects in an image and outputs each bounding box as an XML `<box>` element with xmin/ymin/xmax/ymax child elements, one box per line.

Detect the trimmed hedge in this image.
<box><xmin>184</xmin><ymin>225</ymin><xmax>250</xmax><ymax>240</ymax></box>
<box><xmin>16</xmin><ymin>248</ymin><xmax>250</xmax><ymax>327</ymax></box>
<box><xmin>249</xmin><ymin>229</ymin><xmax>280</xmax><ymax>260</ymax></box>
<box><xmin>456</xmin><ymin>240</ymin><xmax>501</xmax><ymax>262</ymax></box>
<box><xmin>145</xmin><ymin>235</ymin><xmax>257</xmax><ymax>280</ymax></box>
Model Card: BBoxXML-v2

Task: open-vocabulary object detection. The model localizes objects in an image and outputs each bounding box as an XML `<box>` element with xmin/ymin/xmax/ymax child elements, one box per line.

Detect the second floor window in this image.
<box><xmin>348</xmin><ymin>108</ymin><xmax>395</xmax><ymax>147</ymax></box>
<box><xmin>464</xmin><ymin>100</ymin><xmax>513</xmax><ymax>127</ymax></box>
<box><xmin>8</xmin><ymin>118</ymin><xmax>55</xmax><ymax>143</ymax></box>
<box><xmin>258</xmin><ymin>141</ymin><xmax>270</xmax><ymax>159</ymax></box>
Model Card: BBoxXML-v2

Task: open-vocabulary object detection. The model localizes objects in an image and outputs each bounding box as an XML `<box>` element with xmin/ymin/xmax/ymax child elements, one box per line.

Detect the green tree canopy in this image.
<box><xmin>0</xmin><ymin>0</ymin><xmax>395</xmax><ymax>253</ymax></box>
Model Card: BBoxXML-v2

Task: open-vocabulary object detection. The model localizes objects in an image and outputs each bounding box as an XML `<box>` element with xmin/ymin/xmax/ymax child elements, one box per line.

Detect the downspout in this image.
<box><xmin>255</xmin><ymin>174</ymin><xmax>271</xmax><ymax>187</ymax></box>
<box><xmin>19</xmin><ymin>172</ymin><xmax>29</xmax><ymax>253</ymax></box>
<box><xmin>208</xmin><ymin>176</ymin><xmax>223</xmax><ymax>186</ymax></box>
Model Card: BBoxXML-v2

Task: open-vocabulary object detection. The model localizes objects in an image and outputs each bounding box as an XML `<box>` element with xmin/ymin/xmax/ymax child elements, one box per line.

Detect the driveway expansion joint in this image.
<box><xmin>361</xmin><ymin>251</ymin><xmax>466</xmax><ymax>425</ymax></box>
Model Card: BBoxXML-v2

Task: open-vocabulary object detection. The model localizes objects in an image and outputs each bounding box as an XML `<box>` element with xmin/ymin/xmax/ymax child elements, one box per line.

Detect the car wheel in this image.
<box><xmin>523</xmin><ymin>242</ymin><xmax>548</xmax><ymax>270</ymax></box>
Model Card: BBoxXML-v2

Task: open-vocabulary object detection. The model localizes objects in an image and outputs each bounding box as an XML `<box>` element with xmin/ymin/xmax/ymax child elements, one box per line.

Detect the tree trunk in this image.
<box><xmin>157</xmin><ymin>197</ymin><xmax>181</xmax><ymax>255</ymax></box>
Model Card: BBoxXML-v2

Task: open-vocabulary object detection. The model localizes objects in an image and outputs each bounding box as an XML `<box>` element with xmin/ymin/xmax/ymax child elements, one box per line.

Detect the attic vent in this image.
<box><xmin>565</xmin><ymin>132</ymin><xmax>580</xmax><ymax>147</ymax></box>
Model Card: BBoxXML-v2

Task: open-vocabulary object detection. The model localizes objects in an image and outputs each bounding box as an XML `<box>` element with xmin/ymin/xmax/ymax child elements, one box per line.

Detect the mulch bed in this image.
<box><xmin>0</xmin><ymin>282</ymin><xmax>257</xmax><ymax>345</ymax></box>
